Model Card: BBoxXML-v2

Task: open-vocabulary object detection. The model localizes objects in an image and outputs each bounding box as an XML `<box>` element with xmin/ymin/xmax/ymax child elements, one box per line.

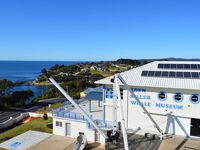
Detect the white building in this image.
<box><xmin>53</xmin><ymin>61</ymin><xmax>200</xmax><ymax>144</ymax></box>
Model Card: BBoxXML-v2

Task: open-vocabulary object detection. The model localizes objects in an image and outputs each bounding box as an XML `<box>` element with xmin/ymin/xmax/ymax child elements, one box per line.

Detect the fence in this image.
<box><xmin>53</xmin><ymin>109</ymin><xmax>113</xmax><ymax>129</ymax></box>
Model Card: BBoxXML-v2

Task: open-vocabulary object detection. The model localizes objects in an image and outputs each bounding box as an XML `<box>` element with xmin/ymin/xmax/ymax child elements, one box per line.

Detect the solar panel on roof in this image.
<box><xmin>164</xmin><ymin>64</ymin><xmax>170</xmax><ymax>69</ymax></box>
<box><xmin>191</xmin><ymin>64</ymin><xmax>198</xmax><ymax>69</ymax></box>
<box><xmin>162</xmin><ymin>71</ymin><xmax>169</xmax><ymax>77</ymax></box>
<box><xmin>169</xmin><ymin>72</ymin><xmax>176</xmax><ymax>77</ymax></box>
<box><xmin>141</xmin><ymin>71</ymin><xmax>148</xmax><ymax>76</ymax></box>
<box><xmin>184</xmin><ymin>64</ymin><xmax>190</xmax><ymax>69</ymax></box>
<box><xmin>171</xmin><ymin>64</ymin><xmax>176</xmax><ymax>69</ymax></box>
<box><xmin>176</xmin><ymin>72</ymin><xmax>184</xmax><ymax>78</ymax></box>
<box><xmin>158</xmin><ymin>64</ymin><xmax>164</xmax><ymax>69</ymax></box>
<box><xmin>148</xmin><ymin>71</ymin><xmax>155</xmax><ymax>76</ymax></box>
<box><xmin>142</xmin><ymin>70</ymin><xmax>200</xmax><ymax>79</ymax></box>
<box><xmin>158</xmin><ymin>63</ymin><xmax>200</xmax><ymax>70</ymax></box>
<box><xmin>155</xmin><ymin>71</ymin><xmax>162</xmax><ymax>77</ymax></box>
<box><xmin>184</xmin><ymin>72</ymin><xmax>191</xmax><ymax>78</ymax></box>
<box><xmin>177</xmin><ymin>64</ymin><xmax>184</xmax><ymax>69</ymax></box>
<box><xmin>191</xmin><ymin>72</ymin><xmax>199</xmax><ymax>78</ymax></box>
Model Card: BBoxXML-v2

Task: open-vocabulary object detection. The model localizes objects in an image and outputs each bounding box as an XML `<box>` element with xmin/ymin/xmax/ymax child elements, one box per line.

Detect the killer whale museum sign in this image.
<box><xmin>130</xmin><ymin>88</ymin><xmax>184</xmax><ymax>110</ymax></box>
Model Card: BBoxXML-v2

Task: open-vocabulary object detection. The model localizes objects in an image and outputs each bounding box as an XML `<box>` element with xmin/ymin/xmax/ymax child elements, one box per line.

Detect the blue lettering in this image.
<box><xmin>130</xmin><ymin>94</ymin><xmax>151</xmax><ymax>100</ymax></box>
<box><xmin>147</xmin><ymin>96</ymin><xmax>151</xmax><ymax>100</ymax></box>
<box><xmin>130</xmin><ymin>101</ymin><xmax>138</xmax><ymax>105</ymax></box>
<box><xmin>155</xmin><ymin>103</ymin><xmax>183</xmax><ymax>110</ymax></box>
<box><xmin>133</xmin><ymin>88</ymin><xmax>146</xmax><ymax>92</ymax></box>
<box><xmin>178</xmin><ymin>105</ymin><xmax>183</xmax><ymax>110</ymax></box>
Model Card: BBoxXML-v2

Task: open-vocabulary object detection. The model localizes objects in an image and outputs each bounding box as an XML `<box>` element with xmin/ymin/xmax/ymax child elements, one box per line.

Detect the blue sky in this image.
<box><xmin>0</xmin><ymin>0</ymin><xmax>200</xmax><ymax>61</ymax></box>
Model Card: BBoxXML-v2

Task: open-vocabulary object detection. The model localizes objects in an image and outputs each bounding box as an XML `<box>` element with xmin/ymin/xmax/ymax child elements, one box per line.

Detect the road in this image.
<box><xmin>0</xmin><ymin>98</ymin><xmax>66</xmax><ymax>123</ymax></box>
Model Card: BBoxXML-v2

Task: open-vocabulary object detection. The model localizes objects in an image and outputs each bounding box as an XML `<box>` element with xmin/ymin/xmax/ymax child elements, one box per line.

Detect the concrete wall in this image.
<box><xmin>53</xmin><ymin>117</ymin><xmax>106</xmax><ymax>144</ymax></box>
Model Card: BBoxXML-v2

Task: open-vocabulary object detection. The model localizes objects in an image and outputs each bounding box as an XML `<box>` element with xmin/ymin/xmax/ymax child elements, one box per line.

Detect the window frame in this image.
<box><xmin>190</xmin><ymin>94</ymin><xmax>200</xmax><ymax>104</ymax></box>
<box><xmin>158</xmin><ymin>91</ymin><xmax>167</xmax><ymax>101</ymax></box>
<box><xmin>174</xmin><ymin>93</ymin><xmax>183</xmax><ymax>103</ymax></box>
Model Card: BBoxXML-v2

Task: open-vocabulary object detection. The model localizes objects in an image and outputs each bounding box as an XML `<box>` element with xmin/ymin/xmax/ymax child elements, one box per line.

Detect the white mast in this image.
<box><xmin>114</xmin><ymin>74</ymin><xmax>129</xmax><ymax>150</ymax></box>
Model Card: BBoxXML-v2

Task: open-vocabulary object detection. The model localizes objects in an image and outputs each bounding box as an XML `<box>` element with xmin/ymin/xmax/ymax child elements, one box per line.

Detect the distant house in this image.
<box><xmin>90</xmin><ymin>66</ymin><xmax>97</xmax><ymax>70</ymax></box>
<box><xmin>58</xmin><ymin>72</ymin><xmax>70</xmax><ymax>76</ymax></box>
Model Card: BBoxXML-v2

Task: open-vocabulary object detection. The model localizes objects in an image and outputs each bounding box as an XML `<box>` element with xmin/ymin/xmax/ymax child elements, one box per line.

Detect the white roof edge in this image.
<box><xmin>95</xmin><ymin>61</ymin><xmax>200</xmax><ymax>90</ymax></box>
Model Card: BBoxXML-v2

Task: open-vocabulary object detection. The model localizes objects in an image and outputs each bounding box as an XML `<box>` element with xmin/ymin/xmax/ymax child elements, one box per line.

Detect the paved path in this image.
<box><xmin>28</xmin><ymin>135</ymin><xmax>76</xmax><ymax>150</ymax></box>
<box><xmin>0</xmin><ymin>98</ymin><xmax>66</xmax><ymax>123</ymax></box>
<box><xmin>0</xmin><ymin>111</ymin><xmax>21</xmax><ymax>123</ymax></box>
<box><xmin>0</xmin><ymin>130</ymin><xmax>51</xmax><ymax>150</ymax></box>
<box><xmin>159</xmin><ymin>135</ymin><xmax>200</xmax><ymax>150</ymax></box>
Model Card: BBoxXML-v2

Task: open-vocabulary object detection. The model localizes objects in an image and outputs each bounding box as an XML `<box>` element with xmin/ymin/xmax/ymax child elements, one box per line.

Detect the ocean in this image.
<box><xmin>0</xmin><ymin>61</ymin><xmax>81</xmax><ymax>101</ymax></box>
<box><xmin>0</xmin><ymin>61</ymin><xmax>81</xmax><ymax>81</ymax></box>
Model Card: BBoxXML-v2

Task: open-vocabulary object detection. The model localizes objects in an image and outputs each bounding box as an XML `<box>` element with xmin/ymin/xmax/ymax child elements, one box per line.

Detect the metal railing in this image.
<box><xmin>87</xmin><ymin>119</ymin><xmax>113</xmax><ymax>129</ymax></box>
<box><xmin>53</xmin><ymin>109</ymin><xmax>113</xmax><ymax>129</ymax></box>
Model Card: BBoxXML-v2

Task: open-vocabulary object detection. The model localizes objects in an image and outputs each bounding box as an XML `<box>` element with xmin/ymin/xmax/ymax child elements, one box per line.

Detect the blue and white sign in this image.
<box><xmin>130</xmin><ymin>88</ymin><xmax>184</xmax><ymax>110</ymax></box>
<box><xmin>10</xmin><ymin>141</ymin><xmax>21</xmax><ymax>149</ymax></box>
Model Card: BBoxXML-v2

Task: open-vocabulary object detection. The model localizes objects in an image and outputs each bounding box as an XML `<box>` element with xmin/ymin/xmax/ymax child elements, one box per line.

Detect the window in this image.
<box><xmin>190</xmin><ymin>94</ymin><xmax>200</xmax><ymax>104</ymax></box>
<box><xmin>174</xmin><ymin>93</ymin><xmax>183</xmax><ymax>102</ymax></box>
<box><xmin>120</xmin><ymin>88</ymin><xmax>123</xmax><ymax>99</ymax></box>
<box><xmin>105</xmin><ymin>88</ymin><xmax>113</xmax><ymax>99</ymax></box>
<box><xmin>158</xmin><ymin>91</ymin><xmax>167</xmax><ymax>101</ymax></box>
<box><xmin>56</xmin><ymin>121</ymin><xmax>62</xmax><ymax>127</ymax></box>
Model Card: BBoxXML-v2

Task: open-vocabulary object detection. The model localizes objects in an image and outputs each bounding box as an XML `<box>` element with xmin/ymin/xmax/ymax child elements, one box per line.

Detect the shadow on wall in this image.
<box><xmin>165</xmin><ymin>113</ymin><xmax>189</xmax><ymax>137</ymax></box>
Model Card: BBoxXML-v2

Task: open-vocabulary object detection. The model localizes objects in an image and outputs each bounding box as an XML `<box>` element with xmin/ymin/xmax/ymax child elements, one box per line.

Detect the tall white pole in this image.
<box><xmin>49</xmin><ymin>77</ymin><xmax>108</xmax><ymax>139</ymax></box>
<box><xmin>114</xmin><ymin>74</ymin><xmax>129</xmax><ymax>150</ymax></box>
<box><xmin>112</xmin><ymin>79</ymin><xmax>118</xmax><ymax>127</ymax></box>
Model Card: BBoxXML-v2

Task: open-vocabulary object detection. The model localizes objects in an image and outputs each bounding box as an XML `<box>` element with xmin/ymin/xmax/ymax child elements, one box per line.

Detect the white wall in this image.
<box><xmin>104</xmin><ymin>85</ymin><xmax>197</xmax><ymax>137</ymax></box>
<box><xmin>53</xmin><ymin>118</ymin><xmax>106</xmax><ymax>144</ymax></box>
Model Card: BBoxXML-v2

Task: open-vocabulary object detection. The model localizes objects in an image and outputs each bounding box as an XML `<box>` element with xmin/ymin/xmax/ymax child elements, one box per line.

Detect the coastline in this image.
<box><xmin>31</xmin><ymin>81</ymin><xmax>53</xmax><ymax>86</ymax></box>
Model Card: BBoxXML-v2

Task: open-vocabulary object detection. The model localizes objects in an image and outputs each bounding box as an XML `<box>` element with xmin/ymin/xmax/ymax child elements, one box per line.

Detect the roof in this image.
<box><xmin>95</xmin><ymin>61</ymin><xmax>200</xmax><ymax>90</ymax></box>
<box><xmin>86</xmin><ymin>92</ymin><xmax>103</xmax><ymax>101</ymax></box>
<box><xmin>83</xmin><ymin>86</ymin><xmax>103</xmax><ymax>94</ymax></box>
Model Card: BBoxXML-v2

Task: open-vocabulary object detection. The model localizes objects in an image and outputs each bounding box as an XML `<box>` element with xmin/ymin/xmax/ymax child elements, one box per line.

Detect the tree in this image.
<box><xmin>0</xmin><ymin>79</ymin><xmax>13</xmax><ymax>95</ymax></box>
<box><xmin>116</xmin><ymin>59</ymin><xmax>141</xmax><ymax>66</ymax></box>
<box><xmin>11</xmin><ymin>90</ymin><xmax>34</xmax><ymax>106</ymax></box>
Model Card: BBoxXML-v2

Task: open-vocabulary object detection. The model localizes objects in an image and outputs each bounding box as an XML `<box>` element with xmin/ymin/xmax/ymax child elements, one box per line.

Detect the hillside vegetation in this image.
<box><xmin>33</xmin><ymin>59</ymin><xmax>142</xmax><ymax>100</ymax></box>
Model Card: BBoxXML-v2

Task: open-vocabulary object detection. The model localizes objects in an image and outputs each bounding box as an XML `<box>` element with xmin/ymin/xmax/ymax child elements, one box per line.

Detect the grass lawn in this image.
<box><xmin>0</xmin><ymin>117</ymin><xmax>53</xmax><ymax>144</ymax></box>
<box><xmin>51</xmin><ymin>102</ymin><xmax>64</xmax><ymax>109</ymax></box>
<box><xmin>90</xmin><ymin>70</ymin><xmax>112</xmax><ymax>77</ymax></box>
